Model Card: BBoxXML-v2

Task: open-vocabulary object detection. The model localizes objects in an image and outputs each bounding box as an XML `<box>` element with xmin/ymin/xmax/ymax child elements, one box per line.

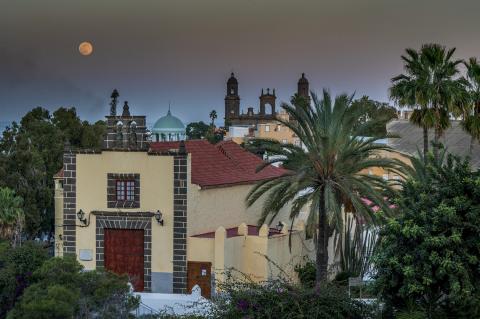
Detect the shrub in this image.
<box><xmin>7</xmin><ymin>256</ymin><xmax>139</xmax><ymax>319</ymax></box>
<box><xmin>374</xmin><ymin>153</ymin><xmax>480</xmax><ymax>317</ymax></box>
<box><xmin>211</xmin><ymin>271</ymin><xmax>373</xmax><ymax>319</ymax></box>
<box><xmin>0</xmin><ymin>241</ymin><xmax>48</xmax><ymax>317</ymax></box>
<box><xmin>294</xmin><ymin>259</ymin><xmax>316</xmax><ymax>288</ymax></box>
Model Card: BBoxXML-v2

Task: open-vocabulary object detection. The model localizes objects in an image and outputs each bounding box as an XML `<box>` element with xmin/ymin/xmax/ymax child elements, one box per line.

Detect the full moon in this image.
<box><xmin>78</xmin><ymin>41</ymin><xmax>93</xmax><ymax>56</ymax></box>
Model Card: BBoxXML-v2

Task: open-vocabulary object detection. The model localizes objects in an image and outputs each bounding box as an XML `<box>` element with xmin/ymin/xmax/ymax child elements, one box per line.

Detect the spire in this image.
<box><xmin>122</xmin><ymin>101</ymin><xmax>130</xmax><ymax>117</ymax></box>
<box><xmin>167</xmin><ymin>101</ymin><xmax>171</xmax><ymax>115</ymax></box>
<box><xmin>110</xmin><ymin>89</ymin><xmax>119</xmax><ymax>116</ymax></box>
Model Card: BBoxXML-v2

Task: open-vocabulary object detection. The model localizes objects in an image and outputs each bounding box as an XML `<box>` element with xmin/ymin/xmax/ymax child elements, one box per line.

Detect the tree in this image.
<box><xmin>0</xmin><ymin>242</ymin><xmax>48</xmax><ymax>318</ymax></box>
<box><xmin>209</xmin><ymin>109</ymin><xmax>218</xmax><ymax>127</ymax></box>
<box><xmin>462</xmin><ymin>57</ymin><xmax>480</xmax><ymax>154</ymax></box>
<box><xmin>186</xmin><ymin>121</ymin><xmax>210</xmax><ymax>140</ymax></box>
<box><xmin>7</xmin><ymin>256</ymin><xmax>139</xmax><ymax>319</ymax></box>
<box><xmin>0</xmin><ymin>107</ymin><xmax>106</xmax><ymax>237</ymax></box>
<box><xmin>0</xmin><ymin>188</ymin><xmax>24</xmax><ymax>247</ymax></box>
<box><xmin>350</xmin><ymin>96</ymin><xmax>397</xmax><ymax>137</ymax></box>
<box><xmin>390</xmin><ymin>44</ymin><xmax>466</xmax><ymax>160</ymax></box>
<box><xmin>246</xmin><ymin>91</ymin><xmax>405</xmax><ymax>284</ymax></box>
<box><xmin>374</xmin><ymin>152</ymin><xmax>480</xmax><ymax>318</ymax></box>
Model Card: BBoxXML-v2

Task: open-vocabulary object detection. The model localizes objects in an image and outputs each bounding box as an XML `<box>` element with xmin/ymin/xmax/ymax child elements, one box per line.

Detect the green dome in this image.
<box><xmin>152</xmin><ymin>110</ymin><xmax>185</xmax><ymax>134</ymax></box>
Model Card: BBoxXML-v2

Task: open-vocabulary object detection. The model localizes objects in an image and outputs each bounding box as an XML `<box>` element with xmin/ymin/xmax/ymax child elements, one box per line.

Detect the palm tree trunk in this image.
<box><xmin>423</xmin><ymin>126</ymin><xmax>429</xmax><ymax>162</ymax></box>
<box><xmin>433</xmin><ymin>126</ymin><xmax>440</xmax><ymax>161</ymax></box>
<box><xmin>316</xmin><ymin>190</ymin><xmax>329</xmax><ymax>285</ymax></box>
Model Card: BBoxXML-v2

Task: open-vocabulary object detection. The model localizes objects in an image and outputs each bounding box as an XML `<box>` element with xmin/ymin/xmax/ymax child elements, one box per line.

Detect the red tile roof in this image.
<box><xmin>192</xmin><ymin>225</ymin><xmax>282</xmax><ymax>238</ymax></box>
<box><xmin>149</xmin><ymin>140</ymin><xmax>286</xmax><ymax>188</ymax></box>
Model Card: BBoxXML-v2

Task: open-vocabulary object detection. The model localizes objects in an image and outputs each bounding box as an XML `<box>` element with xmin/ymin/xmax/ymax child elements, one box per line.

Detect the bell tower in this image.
<box><xmin>225</xmin><ymin>72</ymin><xmax>240</xmax><ymax>125</ymax></box>
<box><xmin>297</xmin><ymin>73</ymin><xmax>310</xmax><ymax>104</ymax></box>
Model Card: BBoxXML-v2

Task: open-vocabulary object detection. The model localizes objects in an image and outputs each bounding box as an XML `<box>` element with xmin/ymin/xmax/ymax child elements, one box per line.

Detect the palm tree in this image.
<box><xmin>390</xmin><ymin>44</ymin><xmax>465</xmax><ymax>160</ymax></box>
<box><xmin>246</xmin><ymin>91</ymin><xmax>405</xmax><ymax>284</ymax></box>
<box><xmin>0</xmin><ymin>187</ymin><xmax>24</xmax><ymax>247</ymax></box>
<box><xmin>462</xmin><ymin>58</ymin><xmax>480</xmax><ymax>154</ymax></box>
<box><xmin>209</xmin><ymin>110</ymin><xmax>217</xmax><ymax>127</ymax></box>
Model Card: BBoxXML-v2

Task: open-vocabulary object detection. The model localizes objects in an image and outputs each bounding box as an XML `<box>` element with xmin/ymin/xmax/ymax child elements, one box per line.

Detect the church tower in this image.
<box><xmin>297</xmin><ymin>73</ymin><xmax>310</xmax><ymax>103</ymax></box>
<box><xmin>225</xmin><ymin>73</ymin><xmax>240</xmax><ymax>124</ymax></box>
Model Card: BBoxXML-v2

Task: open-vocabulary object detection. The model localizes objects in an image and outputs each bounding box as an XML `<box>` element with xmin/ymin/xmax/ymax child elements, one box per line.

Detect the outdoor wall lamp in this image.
<box><xmin>77</xmin><ymin>209</ymin><xmax>89</xmax><ymax>226</ymax></box>
<box><xmin>276</xmin><ymin>221</ymin><xmax>284</xmax><ymax>232</ymax></box>
<box><xmin>155</xmin><ymin>210</ymin><xmax>164</xmax><ymax>226</ymax></box>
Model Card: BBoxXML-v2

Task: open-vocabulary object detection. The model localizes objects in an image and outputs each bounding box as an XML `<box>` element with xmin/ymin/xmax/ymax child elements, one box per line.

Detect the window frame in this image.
<box><xmin>116</xmin><ymin>179</ymin><xmax>135</xmax><ymax>201</ymax></box>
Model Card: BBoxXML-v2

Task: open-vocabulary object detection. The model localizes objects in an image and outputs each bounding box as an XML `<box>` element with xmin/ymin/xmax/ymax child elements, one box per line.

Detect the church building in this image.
<box><xmin>224</xmin><ymin>73</ymin><xmax>311</xmax><ymax>126</ymax></box>
<box><xmin>53</xmin><ymin>90</ymin><xmax>309</xmax><ymax>296</ymax></box>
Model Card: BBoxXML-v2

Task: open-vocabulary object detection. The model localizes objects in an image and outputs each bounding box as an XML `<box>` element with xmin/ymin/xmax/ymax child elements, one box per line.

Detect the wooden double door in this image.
<box><xmin>104</xmin><ymin>229</ymin><xmax>145</xmax><ymax>291</ymax></box>
<box><xmin>187</xmin><ymin>261</ymin><xmax>212</xmax><ymax>298</ymax></box>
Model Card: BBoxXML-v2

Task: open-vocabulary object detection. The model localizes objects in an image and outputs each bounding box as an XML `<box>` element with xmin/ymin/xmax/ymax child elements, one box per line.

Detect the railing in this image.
<box><xmin>134</xmin><ymin>301</ymin><xmax>162</xmax><ymax>317</ymax></box>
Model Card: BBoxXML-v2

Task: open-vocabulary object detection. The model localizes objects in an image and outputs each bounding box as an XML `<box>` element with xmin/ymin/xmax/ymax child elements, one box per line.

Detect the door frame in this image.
<box><xmin>94</xmin><ymin>212</ymin><xmax>152</xmax><ymax>291</ymax></box>
<box><xmin>187</xmin><ymin>261</ymin><xmax>212</xmax><ymax>298</ymax></box>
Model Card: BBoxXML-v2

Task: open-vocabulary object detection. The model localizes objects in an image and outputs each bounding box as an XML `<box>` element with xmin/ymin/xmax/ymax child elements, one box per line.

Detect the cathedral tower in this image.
<box><xmin>297</xmin><ymin>73</ymin><xmax>310</xmax><ymax>103</ymax></box>
<box><xmin>225</xmin><ymin>73</ymin><xmax>240</xmax><ymax>124</ymax></box>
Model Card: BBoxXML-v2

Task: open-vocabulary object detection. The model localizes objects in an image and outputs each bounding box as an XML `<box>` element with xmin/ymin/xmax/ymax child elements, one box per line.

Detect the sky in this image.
<box><xmin>1</xmin><ymin>0</ymin><xmax>479</xmax><ymax>124</ymax></box>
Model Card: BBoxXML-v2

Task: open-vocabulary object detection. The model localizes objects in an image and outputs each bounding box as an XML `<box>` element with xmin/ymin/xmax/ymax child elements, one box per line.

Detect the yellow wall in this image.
<box><xmin>187</xmin><ymin>223</ymin><xmax>337</xmax><ymax>287</ymax></box>
<box><xmin>75</xmin><ymin>151</ymin><xmax>175</xmax><ymax>273</ymax></box>
<box><xmin>188</xmin><ymin>184</ymin><xmax>292</xmax><ymax>236</ymax></box>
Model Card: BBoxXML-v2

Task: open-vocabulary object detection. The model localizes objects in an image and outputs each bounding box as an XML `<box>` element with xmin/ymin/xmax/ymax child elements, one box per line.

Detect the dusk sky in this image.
<box><xmin>1</xmin><ymin>0</ymin><xmax>479</xmax><ymax>124</ymax></box>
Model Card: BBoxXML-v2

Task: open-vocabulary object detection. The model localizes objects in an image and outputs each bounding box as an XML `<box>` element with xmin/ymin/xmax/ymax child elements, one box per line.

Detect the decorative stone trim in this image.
<box><xmin>63</xmin><ymin>150</ymin><xmax>77</xmax><ymax>255</ymax></box>
<box><xmin>107</xmin><ymin>173</ymin><xmax>140</xmax><ymax>208</ymax></box>
<box><xmin>95</xmin><ymin>211</ymin><xmax>152</xmax><ymax>292</ymax></box>
<box><xmin>173</xmin><ymin>154</ymin><xmax>188</xmax><ymax>293</ymax></box>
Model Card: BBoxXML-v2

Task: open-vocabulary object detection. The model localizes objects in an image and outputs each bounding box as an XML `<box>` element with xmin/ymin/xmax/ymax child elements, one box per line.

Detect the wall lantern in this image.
<box><xmin>276</xmin><ymin>221</ymin><xmax>284</xmax><ymax>232</ymax></box>
<box><xmin>77</xmin><ymin>209</ymin><xmax>88</xmax><ymax>225</ymax></box>
<box><xmin>155</xmin><ymin>210</ymin><xmax>164</xmax><ymax>226</ymax></box>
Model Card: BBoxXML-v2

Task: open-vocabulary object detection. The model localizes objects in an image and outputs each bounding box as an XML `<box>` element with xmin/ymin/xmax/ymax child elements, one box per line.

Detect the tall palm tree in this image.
<box><xmin>390</xmin><ymin>44</ymin><xmax>465</xmax><ymax>160</ymax></box>
<box><xmin>0</xmin><ymin>187</ymin><xmax>24</xmax><ymax>247</ymax></box>
<box><xmin>390</xmin><ymin>48</ymin><xmax>431</xmax><ymax>160</ymax></box>
<box><xmin>462</xmin><ymin>58</ymin><xmax>480</xmax><ymax>154</ymax></box>
<box><xmin>246</xmin><ymin>91</ymin><xmax>406</xmax><ymax>284</ymax></box>
<box><xmin>209</xmin><ymin>110</ymin><xmax>218</xmax><ymax>127</ymax></box>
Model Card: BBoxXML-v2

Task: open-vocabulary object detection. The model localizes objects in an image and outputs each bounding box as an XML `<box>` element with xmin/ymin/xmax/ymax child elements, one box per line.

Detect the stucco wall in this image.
<box><xmin>75</xmin><ymin>152</ymin><xmax>174</xmax><ymax>277</ymax></box>
<box><xmin>187</xmin><ymin>184</ymin><xmax>292</xmax><ymax>236</ymax></box>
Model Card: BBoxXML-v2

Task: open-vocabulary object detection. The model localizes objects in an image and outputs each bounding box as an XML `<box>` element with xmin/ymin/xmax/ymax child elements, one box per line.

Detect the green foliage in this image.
<box><xmin>390</xmin><ymin>44</ymin><xmax>467</xmax><ymax>158</ymax></box>
<box><xmin>0</xmin><ymin>188</ymin><xmax>24</xmax><ymax>246</ymax></box>
<box><xmin>7</xmin><ymin>284</ymin><xmax>78</xmax><ymax>319</ymax></box>
<box><xmin>0</xmin><ymin>242</ymin><xmax>49</xmax><ymax>318</ymax></box>
<box><xmin>186</xmin><ymin>121</ymin><xmax>225</xmax><ymax>144</ymax></box>
<box><xmin>0</xmin><ymin>107</ymin><xmax>105</xmax><ymax>236</ymax></box>
<box><xmin>186</xmin><ymin>121</ymin><xmax>210</xmax><ymax>139</ymax></box>
<box><xmin>294</xmin><ymin>259</ymin><xmax>316</xmax><ymax>288</ymax></box>
<box><xmin>245</xmin><ymin>90</ymin><xmax>406</xmax><ymax>283</ymax></box>
<box><xmin>374</xmin><ymin>152</ymin><xmax>480</xmax><ymax>318</ymax></box>
<box><xmin>8</xmin><ymin>256</ymin><xmax>139</xmax><ymax>319</ymax></box>
<box><xmin>351</xmin><ymin>96</ymin><xmax>397</xmax><ymax>137</ymax></box>
<box><xmin>334</xmin><ymin>214</ymin><xmax>379</xmax><ymax>279</ymax></box>
<box><xmin>211</xmin><ymin>273</ymin><xmax>373</xmax><ymax>319</ymax></box>
<box><xmin>209</xmin><ymin>110</ymin><xmax>217</xmax><ymax>126</ymax></box>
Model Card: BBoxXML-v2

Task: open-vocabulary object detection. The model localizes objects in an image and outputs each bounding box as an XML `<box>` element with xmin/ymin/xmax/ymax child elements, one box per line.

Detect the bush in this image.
<box><xmin>374</xmin><ymin>154</ymin><xmax>480</xmax><ymax>317</ymax></box>
<box><xmin>294</xmin><ymin>260</ymin><xmax>316</xmax><ymax>288</ymax></box>
<box><xmin>210</xmin><ymin>271</ymin><xmax>373</xmax><ymax>319</ymax></box>
<box><xmin>7</xmin><ymin>256</ymin><xmax>139</xmax><ymax>319</ymax></box>
<box><xmin>0</xmin><ymin>241</ymin><xmax>48</xmax><ymax>317</ymax></box>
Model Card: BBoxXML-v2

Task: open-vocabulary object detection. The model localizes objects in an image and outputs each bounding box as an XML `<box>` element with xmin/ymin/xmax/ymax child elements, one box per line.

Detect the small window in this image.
<box><xmin>282</xmin><ymin>139</ymin><xmax>287</xmax><ymax>144</ymax></box>
<box><xmin>116</xmin><ymin>180</ymin><xmax>135</xmax><ymax>201</ymax></box>
<box><xmin>265</xmin><ymin>125</ymin><xmax>270</xmax><ymax>132</ymax></box>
